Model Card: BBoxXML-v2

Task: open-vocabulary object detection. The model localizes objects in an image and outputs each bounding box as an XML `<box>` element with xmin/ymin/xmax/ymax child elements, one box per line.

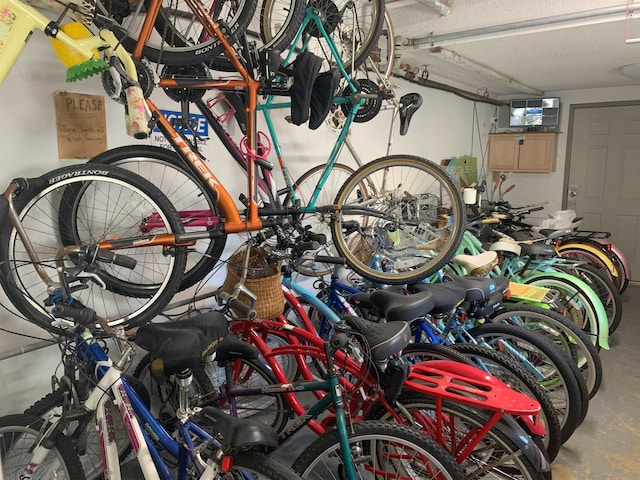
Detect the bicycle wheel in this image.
<box><xmin>0</xmin><ymin>414</ymin><xmax>85</xmax><ymax>479</ymax></box>
<box><xmin>556</xmin><ymin>243</ymin><xmax>625</xmax><ymax>293</ymax></box>
<box><xmin>468</xmin><ymin>323</ymin><xmax>586</xmax><ymax>444</ymax></box>
<box><xmin>99</xmin><ymin>0</ymin><xmax>258</xmax><ymax>66</ymax></box>
<box><xmin>556</xmin><ymin>262</ymin><xmax>623</xmax><ymax>335</ymax></box>
<box><xmin>366</xmin><ymin>392</ymin><xmax>550</xmax><ymax>479</ymax></box>
<box><xmin>87</xmin><ymin>145</ymin><xmax>227</xmax><ymax>291</ymax></box>
<box><xmin>290</xmin><ymin>0</ymin><xmax>385</xmax><ymax>74</ymax></box>
<box><xmin>330</xmin><ymin>155</ymin><xmax>465</xmax><ymax>285</ymax></box>
<box><xmin>403</xmin><ymin>343</ymin><xmax>561</xmax><ymax>462</ymax></box>
<box><xmin>228</xmin><ymin>452</ymin><xmax>305</xmax><ymax>480</ymax></box>
<box><xmin>522</xmin><ymin>272</ymin><xmax>606</xmax><ymax>350</ymax></box>
<box><xmin>492</xmin><ymin>303</ymin><xmax>603</xmax><ymax>399</ymax></box>
<box><xmin>292</xmin><ymin>420</ymin><xmax>466</xmax><ymax>480</ymax></box>
<box><xmin>284</xmin><ymin>162</ymin><xmax>358</xmax><ymax>276</ymax></box>
<box><xmin>0</xmin><ymin>164</ymin><xmax>186</xmax><ymax>332</ymax></box>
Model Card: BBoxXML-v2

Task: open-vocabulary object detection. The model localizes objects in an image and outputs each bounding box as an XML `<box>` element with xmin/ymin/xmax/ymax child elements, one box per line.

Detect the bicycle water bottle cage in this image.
<box><xmin>398</xmin><ymin>93</ymin><xmax>423</xmax><ymax>136</ymax></box>
<box><xmin>289</xmin><ymin>51</ymin><xmax>323</xmax><ymax>125</ymax></box>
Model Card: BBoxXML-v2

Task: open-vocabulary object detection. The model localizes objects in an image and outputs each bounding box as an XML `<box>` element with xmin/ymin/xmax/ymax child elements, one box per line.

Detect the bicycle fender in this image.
<box><xmin>499</xmin><ymin>414</ymin><xmax>551</xmax><ymax>473</ymax></box>
<box><xmin>523</xmin><ymin>271</ymin><xmax>609</xmax><ymax>350</ymax></box>
<box><xmin>556</xmin><ymin>242</ymin><xmax>618</xmax><ymax>278</ymax></box>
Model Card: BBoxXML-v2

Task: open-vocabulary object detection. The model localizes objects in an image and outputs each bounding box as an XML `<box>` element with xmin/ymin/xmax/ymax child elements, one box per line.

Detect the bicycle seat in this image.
<box><xmin>407</xmin><ymin>282</ymin><xmax>467</xmax><ymax>314</ymax></box>
<box><xmin>342</xmin><ymin>315</ymin><xmax>410</xmax><ymax>361</ymax></box>
<box><xmin>398</xmin><ymin>93</ymin><xmax>422</xmax><ymax>136</ymax></box>
<box><xmin>520</xmin><ymin>243</ymin><xmax>556</xmax><ymax>258</ymax></box>
<box><xmin>443</xmin><ymin>275</ymin><xmax>509</xmax><ymax>302</ymax></box>
<box><xmin>197</xmin><ymin>406</ymin><xmax>279</xmax><ymax>451</ymax></box>
<box><xmin>215</xmin><ymin>335</ymin><xmax>259</xmax><ymax>363</ymax></box>
<box><xmin>369</xmin><ymin>289</ymin><xmax>435</xmax><ymax>323</ymax></box>
<box><xmin>309</xmin><ymin>68</ymin><xmax>342</xmax><ymax>130</ymax></box>
<box><xmin>135</xmin><ymin>312</ymin><xmax>229</xmax><ymax>376</ymax></box>
<box><xmin>290</xmin><ymin>51</ymin><xmax>323</xmax><ymax>125</ymax></box>
<box><xmin>453</xmin><ymin>250</ymin><xmax>498</xmax><ymax>275</ymax></box>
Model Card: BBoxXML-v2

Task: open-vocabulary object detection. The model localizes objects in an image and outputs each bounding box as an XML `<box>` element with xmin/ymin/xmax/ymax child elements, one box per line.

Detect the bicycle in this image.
<box><xmin>0</xmin><ymin>0</ymin><xmax>465</xmax><ymax>332</ymax></box>
<box><xmin>4</xmin><ymin>244</ymin><xmax>467</xmax><ymax>480</ymax></box>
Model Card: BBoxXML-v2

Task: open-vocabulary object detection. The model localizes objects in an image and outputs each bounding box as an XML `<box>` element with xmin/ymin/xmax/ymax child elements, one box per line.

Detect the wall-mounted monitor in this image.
<box><xmin>509</xmin><ymin>97</ymin><xmax>560</xmax><ymax>128</ymax></box>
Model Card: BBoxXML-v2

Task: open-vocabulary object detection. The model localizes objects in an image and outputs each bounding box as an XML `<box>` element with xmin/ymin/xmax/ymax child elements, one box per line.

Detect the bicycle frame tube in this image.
<box><xmin>76</xmin><ymin>327</ymin><xmax>213</xmax><ymax>479</ymax></box>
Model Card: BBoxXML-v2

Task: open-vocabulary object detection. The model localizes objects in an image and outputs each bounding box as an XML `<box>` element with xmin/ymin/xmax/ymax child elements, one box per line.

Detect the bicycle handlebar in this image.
<box><xmin>87</xmin><ymin>245</ymin><xmax>137</xmax><ymax>270</ymax></box>
<box><xmin>51</xmin><ymin>304</ymin><xmax>97</xmax><ymax>326</ymax></box>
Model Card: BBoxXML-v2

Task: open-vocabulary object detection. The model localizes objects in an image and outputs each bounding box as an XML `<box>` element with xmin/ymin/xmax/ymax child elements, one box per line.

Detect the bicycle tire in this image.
<box><xmin>492</xmin><ymin>303</ymin><xmax>603</xmax><ymax>399</ymax></box>
<box><xmin>0</xmin><ymin>164</ymin><xmax>186</xmax><ymax>332</ymax></box>
<box><xmin>292</xmin><ymin>420</ymin><xmax>466</xmax><ymax>480</ymax></box>
<box><xmin>229</xmin><ymin>451</ymin><xmax>305</xmax><ymax>480</ymax></box>
<box><xmin>366</xmin><ymin>392</ymin><xmax>550</xmax><ymax>479</ymax></box>
<box><xmin>284</xmin><ymin>162</ymin><xmax>358</xmax><ymax>276</ymax></box>
<box><xmin>556</xmin><ymin>262</ymin><xmax>623</xmax><ymax>335</ymax></box>
<box><xmin>330</xmin><ymin>155</ymin><xmax>465</xmax><ymax>285</ymax></box>
<box><xmin>403</xmin><ymin>342</ymin><xmax>561</xmax><ymax>462</ymax></box>
<box><xmin>522</xmin><ymin>272</ymin><xmax>606</xmax><ymax>350</ymax></box>
<box><xmin>210</xmin><ymin>0</ymin><xmax>307</xmax><ymax>71</ymax></box>
<box><xmin>87</xmin><ymin>145</ymin><xmax>227</xmax><ymax>291</ymax></box>
<box><xmin>468</xmin><ymin>323</ymin><xmax>586</xmax><ymax>444</ymax></box>
<box><xmin>0</xmin><ymin>413</ymin><xmax>86</xmax><ymax>479</ymax></box>
<box><xmin>100</xmin><ymin>0</ymin><xmax>258</xmax><ymax>67</ymax></box>
<box><xmin>556</xmin><ymin>243</ymin><xmax>625</xmax><ymax>293</ymax></box>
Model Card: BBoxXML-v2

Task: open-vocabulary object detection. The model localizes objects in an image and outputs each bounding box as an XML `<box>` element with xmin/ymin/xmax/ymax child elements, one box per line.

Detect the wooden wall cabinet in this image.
<box><xmin>487</xmin><ymin>132</ymin><xmax>558</xmax><ymax>172</ymax></box>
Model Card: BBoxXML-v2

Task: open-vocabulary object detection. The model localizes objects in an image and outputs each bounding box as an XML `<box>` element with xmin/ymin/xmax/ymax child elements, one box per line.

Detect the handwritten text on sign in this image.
<box><xmin>54</xmin><ymin>91</ymin><xmax>107</xmax><ymax>160</ymax></box>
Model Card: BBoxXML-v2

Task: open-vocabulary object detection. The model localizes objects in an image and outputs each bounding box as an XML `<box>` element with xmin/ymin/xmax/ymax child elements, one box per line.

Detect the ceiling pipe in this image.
<box><xmin>403</xmin><ymin>5</ymin><xmax>639</xmax><ymax>47</ymax></box>
<box><xmin>428</xmin><ymin>47</ymin><xmax>543</xmax><ymax>95</ymax></box>
<box><xmin>413</xmin><ymin>0</ymin><xmax>451</xmax><ymax>16</ymax></box>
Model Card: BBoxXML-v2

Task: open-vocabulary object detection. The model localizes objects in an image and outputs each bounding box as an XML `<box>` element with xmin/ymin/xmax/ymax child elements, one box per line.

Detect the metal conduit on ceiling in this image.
<box><xmin>402</xmin><ymin>5</ymin><xmax>640</xmax><ymax>47</ymax></box>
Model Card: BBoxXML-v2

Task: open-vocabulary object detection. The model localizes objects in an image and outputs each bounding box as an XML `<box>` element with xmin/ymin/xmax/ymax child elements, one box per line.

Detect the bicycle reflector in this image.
<box><xmin>50</xmin><ymin>22</ymin><xmax>107</xmax><ymax>82</ymax></box>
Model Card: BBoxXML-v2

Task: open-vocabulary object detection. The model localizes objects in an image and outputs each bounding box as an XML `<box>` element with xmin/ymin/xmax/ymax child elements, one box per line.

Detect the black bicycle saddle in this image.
<box><xmin>398</xmin><ymin>92</ymin><xmax>423</xmax><ymax>135</ymax></box>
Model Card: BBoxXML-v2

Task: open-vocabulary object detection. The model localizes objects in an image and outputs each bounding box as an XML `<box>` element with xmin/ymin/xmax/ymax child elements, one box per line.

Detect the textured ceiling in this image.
<box><xmin>387</xmin><ymin>0</ymin><xmax>640</xmax><ymax>97</ymax></box>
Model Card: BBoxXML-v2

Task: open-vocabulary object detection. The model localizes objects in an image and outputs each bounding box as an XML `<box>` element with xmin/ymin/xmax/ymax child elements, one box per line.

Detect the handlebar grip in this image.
<box><xmin>306</xmin><ymin>231</ymin><xmax>327</xmax><ymax>244</ymax></box>
<box><xmin>89</xmin><ymin>247</ymin><xmax>137</xmax><ymax>270</ymax></box>
<box><xmin>228</xmin><ymin>298</ymin><xmax>256</xmax><ymax>319</ymax></box>
<box><xmin>528</xmin><ymin>206</ymin><xmax>545</xmax><ymax>213</ymax></box>
<box><xmin>124</xmin><ymin>86</ymin><xmax>150</xmax><ymax>140</ymax></box>
<box><xmin>313</xmin><ymin>256</ymin><xmax>346</xmax><ymax>265</ymax></box>
<box><xmin>51</xmin><ymin>305</ymin><xmax>97</xmax><ymax>325</ymax></box>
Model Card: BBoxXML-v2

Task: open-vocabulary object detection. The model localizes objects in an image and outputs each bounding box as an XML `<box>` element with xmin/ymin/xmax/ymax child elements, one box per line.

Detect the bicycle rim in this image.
<box><xmin>330</xmin><ymin>155</ymin><xmax>465</xmax><ymax>285</ymax></box>
<box><xmin>87</xmin><ymin>145</ymin><xmax>226</xmax><ymax>291</ymax></box>
<box><xmin>0</xmin><ymin>165</ymin><xmax>186</xmax><ymax>330</ymax></box>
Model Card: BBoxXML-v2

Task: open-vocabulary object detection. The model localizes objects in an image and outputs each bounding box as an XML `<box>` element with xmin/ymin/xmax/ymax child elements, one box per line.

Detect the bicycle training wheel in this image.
<box><xmin>0</xmin><ymin>414</ymin><xmax>85</xmax><ymax>479</ymax></box>
<box><xmin>87</xmin><ymin>145</ymin><xmax>227</xmax><ymax>291</ymax></box>
<box><xmin>292</xmin><ymin>420</ymin><xmax>466</xmax><ymax>480</ymax></box>
<box><xmin>0</xmin><ymin>164</ymin><xmax>186</xmax><ymax>332</ymax></box>
<box><xmin>330</xmin><ymin>155</ymin><xmax>465</xmax><ymax>285</ymax></box>
<box><xmin>99</xmin><ymin>0</ymin><xmax>258</xmax><ymax>67</ymax></box>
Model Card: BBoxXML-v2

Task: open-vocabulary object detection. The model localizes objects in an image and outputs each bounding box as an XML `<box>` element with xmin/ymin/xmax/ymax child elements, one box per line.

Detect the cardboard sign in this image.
<box><xmin>54</xmin><ymin>91</ymin><xmax>107</xmax><ymax>160</ymax></box>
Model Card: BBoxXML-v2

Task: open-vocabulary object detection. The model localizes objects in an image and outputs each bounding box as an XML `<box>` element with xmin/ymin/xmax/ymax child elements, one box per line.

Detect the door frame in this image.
<box><xmin>562</xmin><ymin>99</ymin><xmax>640</xmax><ymax>209</ymax></box>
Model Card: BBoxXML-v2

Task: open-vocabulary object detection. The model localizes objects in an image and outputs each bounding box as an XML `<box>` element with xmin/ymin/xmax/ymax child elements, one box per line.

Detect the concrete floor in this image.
<box><xmin>552</xmin><ymin>284</ymin><xmax>640</xmax><ymax>480</ymax></box>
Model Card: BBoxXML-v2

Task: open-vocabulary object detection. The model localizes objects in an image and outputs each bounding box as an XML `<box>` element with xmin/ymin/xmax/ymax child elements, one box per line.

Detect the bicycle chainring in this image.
<box><xmin>161</xmin><ymin>64</ymin><xmax>211</xmax><ymax>103</ymax></box>
<box><xmin>340</xmin><ymin>78</ymin><xmax>382</xmax><ymax>123</ymax></box>
<box><xmin>101</xmin><ymin>58</ymin><xmax>155</xmax><ymax>105</ymax></box>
